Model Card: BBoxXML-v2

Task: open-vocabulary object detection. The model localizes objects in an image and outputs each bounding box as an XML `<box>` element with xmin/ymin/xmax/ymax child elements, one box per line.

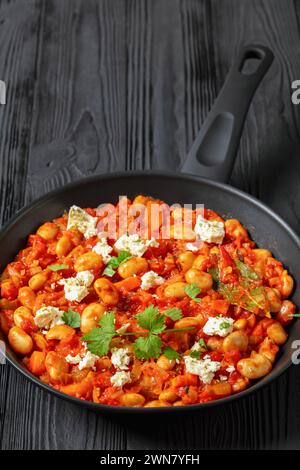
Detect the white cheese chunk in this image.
<box><xmin>111</xmin><ymin>348</ymin><xmax>131</xmax><ymax>370</ymax></box>
<box><xmin>67</xmin><ymin>205</ymin><xmax>98</xmax><ymax>239</ymax></box>
<box><xmin>75</xmin><ymin>270</ymin><xmax>94</xmax><ymax>287</ymax></box>
<box><xmin>66</xmin><ymin>343</ymin><xmax>98</xmax><ymax>370</ymax></box>
<box><xmin>59</xmin><ymin>270</ymin><xmax>94</xmax><ymax>302</ymax></box>
<box><xmin>194</xmin><ymin>215</ymin><xmax>225</xmax><ymax>244</ymax></box>
<box><xmin>114</xmin><ymin>234</ymin><xmax>159</xmax><ymax>257</ymax></box>
<box><xmin>34</xmin><ymin>306</ymin><xmax>65</xmax><ymax>330</ymax></box>
<box><xmin>110</xmin><ymin>371</ymin><xmax>131</xmax><ymax>388</ymax></box>
<box><xmin>226</xmin><ymin>365</ymin><xmax>236</xmax><ymax>373</ymax></box>
<box><xmin>219</xmin><ymin>375</ymin><xmax>228</xmax><ymax>382</ymax></box>
<box><xmin>184</xmin><ymin>354</ymin><xmax>221</xmax><ymax>384</ymax></box>
<box><xmin>77</xmin><ymin>350</ymin><xmax>98</xmax><ymax>370</ymax></box>
<box><xmin>203</xmin><ymin>316</ymin><xmax>234</xmax><ymax>337</ymax></box>
<box><xmin>92</xmin><ymin>238</ymin><xmax>113</xmax><ymax>263</ymax></box>
<box><xmin>65</xmin><ymin>353</ymin><xmax>81</xmax><ymax>365</ymax></box>
<box><xmin>185</xmin><ymin>242</ymin><xmax>202</xmax><ymax>252</ymax></box>
<box><xmin>190</xmin><ymin>342</ymin><xmax>201</xmax><ymax>352</ymax></box>
<box><xmin>140</xmin><ymin>271</ymin><xmax>164</xmax><ymax>290</ymax></box>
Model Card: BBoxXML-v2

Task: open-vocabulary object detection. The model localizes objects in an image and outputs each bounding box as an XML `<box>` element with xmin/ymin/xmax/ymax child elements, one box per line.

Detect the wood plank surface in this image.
<box><xmin>0</xmin><ymin>0</ymin><xmax>300</xmax><ymax>449</ymax></box>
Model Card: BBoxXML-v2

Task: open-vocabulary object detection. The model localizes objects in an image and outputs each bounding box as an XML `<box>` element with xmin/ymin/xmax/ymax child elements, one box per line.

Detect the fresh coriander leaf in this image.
<box><xmin>134</xmin><ymin>334</ymin><xmax>162</xmax><ymax>359</ymax></box>
<box><xmin>82</xmin><ymin>311</ymin><xmax>116</xmax><ymax>356</ymax></box>
<box><xmin>98</xmin><ymin>311</ymin><xmax>116</xmax><ymax>331</ymax></box>
<box><xmin>220</xmin><ymin>321</ymin><xmax>231</xmax><ymax>330</ymax></box>
<box><xmin>109</xmin><ymin>257</ymin><xmax>120</xmax><ymax>269</ymax></box>
<box><xmin>164</xmin><ymin>307</ymin><xmax>182</xmax><ymax>321</ymax></box>
<box><xmin>103</xmin><ymin>251</ymin><xmax>131</xmax><ymax>277</ymax></box>
<box><xmin>103</xmin><ymin>264</ymin><xmax>116</xmax><ymax>277</ymax></box>
<box><xmin>62</xmin><ymin>308</ymin><xmax>81</xmax><ymax>328</ymax></box>
<box><xmin>235</xmin><ymin>259</ymin><xmax>259</xmax><ymax>280</ymax></box>
<box><xmin>48</xmin><ymin>263</ymin><xmax>70</xmax><ymax>271</ymax></box>
<box><xmin>198</xmin><ymin>338</ymin><xmax>207</xmax><ymax>350</ymax></box>
<box><xmin>118</xmin><ymin>250</ymin><xmax>132</xmax><ymax>264</ymax></box>
<box><xmin>135</xmin><ymin>305</ymin><xmax>166</xmax><ymax>334</ymax></box>
<box><xmin>185</xmin><ymin>283</ymin><xmax>201</xmax><ymax>302</ymax></box>
<box><xmin>189</xmin><ymin>350</ymin><xmax>201</xmax><ymax>359</ymax></box>
<box><xmin>164</xmin><ymin>346</ymin><xmax>180</xmax><ymax>360</ymax></box>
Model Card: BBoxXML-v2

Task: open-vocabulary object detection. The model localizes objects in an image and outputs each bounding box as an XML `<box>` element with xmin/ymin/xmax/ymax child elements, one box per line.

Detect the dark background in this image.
<box><xmin>1</xmin><ymin>0</ymin><xmax>300</xmax><ymax>450</ymax></box>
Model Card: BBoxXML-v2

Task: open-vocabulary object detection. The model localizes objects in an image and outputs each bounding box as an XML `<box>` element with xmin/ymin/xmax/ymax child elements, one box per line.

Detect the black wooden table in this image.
<box><xmin>1</xmin><ymin>0</ymin><xmax>300</xmax><ymax>450</ymax></box>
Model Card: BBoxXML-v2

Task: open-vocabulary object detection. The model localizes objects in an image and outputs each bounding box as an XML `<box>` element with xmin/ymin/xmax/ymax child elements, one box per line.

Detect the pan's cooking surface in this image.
<box><xmin>1</xmin><ymin>171</ymin><xmax>300</xmax><ymax>412</ymax></box>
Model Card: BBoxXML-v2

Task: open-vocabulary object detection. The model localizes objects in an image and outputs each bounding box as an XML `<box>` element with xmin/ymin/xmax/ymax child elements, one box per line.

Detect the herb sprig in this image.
<box><xmin>185</xmin><ymin>283</ymin><xmax>201</xmax><ymax>302</ymax></box>
<box><xmin>103</xmin><ymin>251</ymin><xmax>132</xmax><ymax>277</ymax></box>
<box><xmin>83</xmin><ymin>305</ymin><xmax>196</xmax><ymax>359</ymax></box>
<box><xmin>48</xmin><ymin>263</ymin><xmax>70</xmax><ymax>271</ymax></box>
<box><xmin>62</xmin><ymin>308</ymin><xmax>81</xmax><ymax>328</ymax></box>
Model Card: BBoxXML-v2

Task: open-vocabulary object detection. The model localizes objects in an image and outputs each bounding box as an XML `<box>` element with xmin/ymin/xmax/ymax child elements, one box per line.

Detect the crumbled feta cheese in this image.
<box><xmin>78</xmin><ymin>350</ymin><xmax>98</xmax><ymax>370</ymax></box>
<box><xmin>75</xmin><ymin>270</ymin><xmax>94</xmax><ymax>287</ymax></box>
<box><xmin>184</xmin><ymin>354</ymin><xmax>221</xmax><ymax>384</ymax></box>
<box><xmin>67</xmin><ymin>205</ymin><xmax>98</xmax><ymax>239</ymax></box>
<box><xmin>111</xmin><ymin>348</ymin><xmax>131</xmax><ymax>370</ymax></box>
<box><xmin>116</xmin><ymin>323</ymin><xmax>131</xmax><ymax>335</ymax></box>
<box><xmin>226</xmin><ymin>365</ymin><xmax>235</xmax><ymax>373</ymax></box>
<box><xmin>219</xmin><ymin>375</ymin><xmax>228</xmax><ymax>382</ymax></box>
<box><xmin>190</xmin><ymin>342</ymin><xmax>201</xmax><ymax>352</ymax></box>
<box><xmin>186</xmin><ymin>242</ymin><xmax>202</xmax><ymax>252</ymax></box>
<box><xmin>92</xmin><ymin>238</ymin><xmax>113</xmax><ymax>263</ymax></box>
<box><xmin>59</xmin><ymin>270</ymin><xmax>94</xmax><ymax>302</ymax></box>
<box><xmin>34</xmin><ymin>306</ymin><xmax>65</xmax><ymax>330</ymax></box>
<box><xmin>110</xmin><ymin>371</ymin><xmax>131</xmax><ymax>388</ymax></box>
<box><xmin>65</xmin><ymin>353</ymin><xmax>82</xmax><ymax>365</ymax></box>
<box><xmin>194</xmin><ymin>215</ymin><xmax>225</xmax><ymax>244</ymax></box>
<box><xmin>140</xmin><ymin>271</ymin><xmax>164</xmax><ymax>290</ymax></box>
<box><xmin>114</xmin><ymin>234</ymin><xmax>159</xmax><ymax>257</ymax></box>
<box><xmin>203</xmin><ymin>316</ymin><xmax>234</xmax><ymax>337</ymax></box>
<box><xmin>65</xmin><ymin>348</ymin><xmax>98</xmax><ymax>371</ymax></box>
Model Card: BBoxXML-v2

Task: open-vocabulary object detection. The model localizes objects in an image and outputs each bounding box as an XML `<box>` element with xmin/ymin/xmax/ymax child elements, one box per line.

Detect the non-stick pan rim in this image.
<box><xmin>1</xmin><ymin>169</ymin><xmax>299</xmax><ymax>412</ymax></box>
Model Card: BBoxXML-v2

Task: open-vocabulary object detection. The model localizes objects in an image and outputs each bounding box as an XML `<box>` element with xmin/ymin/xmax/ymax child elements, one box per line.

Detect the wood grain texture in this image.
<box><xmin>1</xmin><ymin>0</ymin><xmax>300</xmax><ymax>450</ymax></box>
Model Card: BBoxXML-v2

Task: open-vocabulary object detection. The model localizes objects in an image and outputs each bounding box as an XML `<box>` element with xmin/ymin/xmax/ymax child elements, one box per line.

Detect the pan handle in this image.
<box><xmin>180</xmin><ymin>45</ymin><xmax>274</xmax><ymax>183</ymax></box>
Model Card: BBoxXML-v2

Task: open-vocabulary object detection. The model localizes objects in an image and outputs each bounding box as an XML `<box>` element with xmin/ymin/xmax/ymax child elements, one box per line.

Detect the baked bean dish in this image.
<box><xmin>0</xmin><ymin>195</ymin><xmax>296</xmax><ymax>407</ymax></box>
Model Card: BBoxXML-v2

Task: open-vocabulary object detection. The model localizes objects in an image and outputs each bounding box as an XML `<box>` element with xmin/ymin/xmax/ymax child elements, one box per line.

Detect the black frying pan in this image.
<box><xmin>1</xmin><ymin>45</ymin><xmax>299</xmax><ymax>414</ymax></box>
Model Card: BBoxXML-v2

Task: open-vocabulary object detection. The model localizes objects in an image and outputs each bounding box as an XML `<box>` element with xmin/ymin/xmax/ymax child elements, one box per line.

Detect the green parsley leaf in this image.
<box><xmin>189</xmin><ymin>338</ymin><xmax>207</xmax><ymax>359</ymax></box>
<box><xmin>118</xmin><ymin>250</ymin><xmax>132</xmax><ymax>264</ymax></box>
<box><xmin>134</xmin><ymin>334</ymin><xmax>162</xmax><ymax>360</ymax></box>
<box><xmin>103</xmin><ymin>251</ymin><xmax>131</xmax><ymax>277</ymax></box>
<box><xmin>48</xmin><ymin>263</ymin><xmax>70</xmax><ymax>271</ymax></box>
<box><xmin>135</xmin><ymin>305</ymin><xmax>166</xmax><ymax>335</ymax></box>
<box><xmin>82</xmin><ymin>311</ymin><xmax>116</xmax><ymax>356</ymax></box>
<box><xmin>220</xmin><ymin>321</ymin><xmax>231</xmax><ymax>330</ymax></box>
<box><xmin>185</xmin><ymin>283</ymin><xmax>201</xmax><ymax>302</ymax></box>
<box><xmin>102</xmin><ymin>264</ymin><xmax>116</xmax><ymax>277</ymax></box>
<box><xmin>164</xmin><ymin>346</ymin><xmax>180</xmax><ymax>360</ymax></box>
<box><xmin>235</xmin><ymin>259</ymin><xmax>259</xmax><ymax>280</ymax></box>
<box><xmin>163</xmin><ymin>307</ymin><xmax>182</xmax><ymax>321</ymax></box>
<box><xmin>189</xmin><ymin>350</ymin><xmax>201</xmax><ymax>359</ymax></box>
<box><xmin>198</xmin><ymin>338</ymin><xmax>207</xmax><ymax>350</ymax></box>
<box><xmin>62</xmin><ymin>308</ymin><xmax>81</xmax><ymax>328</ymax></box>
